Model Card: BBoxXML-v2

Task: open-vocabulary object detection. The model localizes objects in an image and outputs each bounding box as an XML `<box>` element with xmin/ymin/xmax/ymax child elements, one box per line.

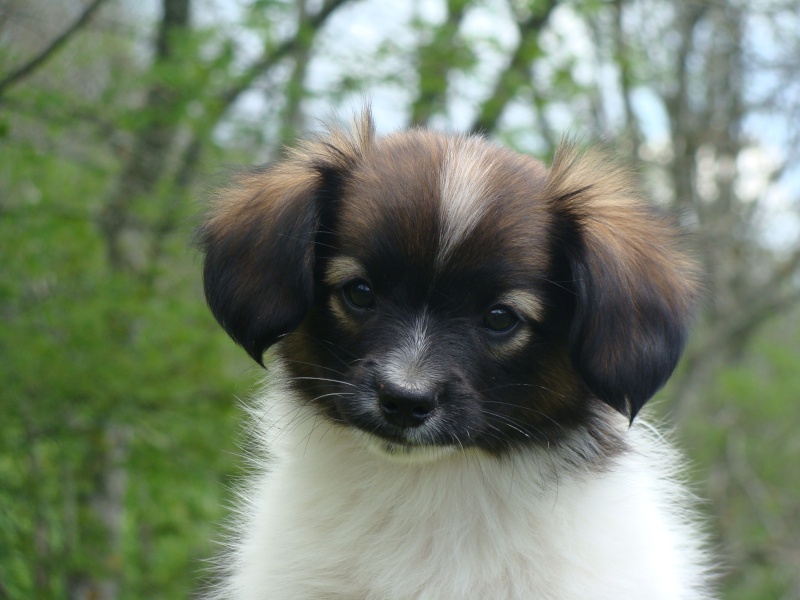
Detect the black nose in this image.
<box><xmin>378</xmin><ymin>383</ymin><xmax>436</xmax><ymax>428</ymax></box>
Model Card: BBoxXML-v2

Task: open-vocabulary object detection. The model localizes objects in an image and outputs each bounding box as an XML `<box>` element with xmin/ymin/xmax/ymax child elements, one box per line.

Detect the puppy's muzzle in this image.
<box><xmin>378</xmin><ymin>382</ymin><xmax>437</xmax><ymax>428</ymax></box>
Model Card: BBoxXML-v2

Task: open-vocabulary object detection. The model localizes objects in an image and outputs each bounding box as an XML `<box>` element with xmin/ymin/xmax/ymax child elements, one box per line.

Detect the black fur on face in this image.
<box><xmin>198</xmin><ymin>111</ymin><xmax>699</xmax><ymax>459</ymax></box>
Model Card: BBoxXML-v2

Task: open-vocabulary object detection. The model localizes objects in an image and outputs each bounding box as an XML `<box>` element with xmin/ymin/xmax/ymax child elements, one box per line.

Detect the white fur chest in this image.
<box><xmin>214</xmin><ymin>396</ymin><xmax>711</xmax><ymax>600</ymax></box>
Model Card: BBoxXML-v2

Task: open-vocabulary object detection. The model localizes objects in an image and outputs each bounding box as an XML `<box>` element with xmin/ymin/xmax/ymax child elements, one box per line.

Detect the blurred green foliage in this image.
<box><xmin>678</xmin><ymin>312</ymin><xmax>800</xmax><ymax>600</ymax></box>
<box><xmin>0</xmin><ymin>69</ymin><xmax>250</xmax><ymax>597</ymax></box>
<box><xmin>1</xmin><ymin>0</ymin><xmax>799</xmax><ymax>598</ymax></box>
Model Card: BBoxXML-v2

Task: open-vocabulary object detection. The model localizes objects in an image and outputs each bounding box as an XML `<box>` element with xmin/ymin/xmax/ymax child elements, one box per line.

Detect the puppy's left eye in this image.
<box><xmin>482</xmin><ymin>306</ymin><xmax>518</xmax><ymax>333</ymax></box>
<box><xmin>343</xmin><ymin>280</ymin><xmax>375</xmax><ymax>309</ymax></box>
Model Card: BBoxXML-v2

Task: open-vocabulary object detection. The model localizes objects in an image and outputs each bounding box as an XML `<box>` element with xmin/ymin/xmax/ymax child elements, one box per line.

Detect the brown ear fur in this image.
<box><xmin>198</xmin><ymin>112</ymin><xmax>375</xmax><ymax>364</ymax></box>
<box><xmin>546</xmin><ymin>143</ymin><xmax>700</xmax><ymax>419</ymax></box>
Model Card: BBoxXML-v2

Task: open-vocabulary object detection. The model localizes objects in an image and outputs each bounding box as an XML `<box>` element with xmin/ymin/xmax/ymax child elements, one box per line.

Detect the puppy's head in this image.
<box><xmin>199</xmin><ymin>111</ymin><xmax>698</xmax><ymax>459</ymax></box>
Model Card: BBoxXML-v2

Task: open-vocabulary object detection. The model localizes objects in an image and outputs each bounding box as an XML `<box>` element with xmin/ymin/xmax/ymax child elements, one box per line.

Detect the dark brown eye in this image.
<box><xmin>483</xmin><ymin>306</ymin><xmax>518</xmax><ymax>332</ymax></box>
<box><xmin>343</xmin><ymin>280</ymin><xmax>374</xmax><ymax>309</ymax></box>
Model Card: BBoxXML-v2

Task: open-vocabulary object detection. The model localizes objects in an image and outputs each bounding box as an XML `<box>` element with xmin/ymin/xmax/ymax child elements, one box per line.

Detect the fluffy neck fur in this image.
<box><xmin>208</xmin><ymin>364</ymin><xmax>713</xmax><ymax>600</ymax></box>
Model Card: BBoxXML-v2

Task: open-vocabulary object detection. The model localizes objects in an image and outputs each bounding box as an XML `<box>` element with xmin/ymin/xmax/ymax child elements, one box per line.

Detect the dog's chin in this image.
<box><xmin>349</xmin><ymin>429</ymin><xmax>459</xmax><ymax>465</ymax></box>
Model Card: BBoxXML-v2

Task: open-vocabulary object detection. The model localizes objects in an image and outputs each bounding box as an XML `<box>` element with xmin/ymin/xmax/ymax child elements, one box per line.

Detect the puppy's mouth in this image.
<box><xmin>339</xmin><ymin>401</ymin><xmax>448</xmax><ymax>446</ymax></box>
<box><xmin>299</xmin><ymin>364</ymin><xmax>470</xmax><ymax>458</ymax></box>
<box><xmin>327</xmin><ymin>388</ymin><xmax>463</xmax><ymax>457</ymax></box>
<box><xmin>349</xmin><ymin>429</ymin><xmax>459</xmax><ymax>464</ymax></box>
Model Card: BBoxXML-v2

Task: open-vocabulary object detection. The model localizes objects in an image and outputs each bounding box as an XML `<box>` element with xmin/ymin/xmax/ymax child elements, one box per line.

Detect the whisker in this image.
<box><xmin>448</xmin><ymin>429</ymin><xmax>466</xmax><ymax>454</ymax></box>
<box><xmin>478</xmin><ymin>423</ymin><xmax>514</xmax><ymax>450</ymax></box>
<box><xmin>260</xmin><ymin>404</ymin><xmax>307</xmax><ymax>440</ymax></box>
<box><xmin>482</xmin><ymin>400</ymin><xmax>567</xmax><ymax>433</ymax></box>
<box><xmin>310</xmin><ymin>392</ymin><xmax>355</xmax><ymax>401</ymax></box>
<box><xmin>478</xmin><ymin>382</ymin><xmax>568</xmax><ymax>399</ymax></box>
<box><xmin>482</xmin><ymin>410</ymin><xmax>532</xmax><ymax>439</ymax></box>
<box><xmin>289</xmin><ymin>376</ymin><xmax>358</xmax><ymax>388</ymax></box>
<box><xmin>277</xmin><ymin>331</ymin><xmax>359</xmax><ymax>364</ymax></box>
<box><xmin>282</xmin><ymin>358</ymin><xmax>348</xmax><ymax>377</ymax></box>
<box><xmin>275</xmin><ymin>232</ymin><xmax>342</xmax><ymax>254</ymax></box>
<box><xmin>318</xmin><ymin>420</ymin><xmax>343</xmax><ymax>444</ymax></box>
<box><xmin>536</xmin><ymin>276</ymin><xmax>576</xmax><ymax>295</ymax></box>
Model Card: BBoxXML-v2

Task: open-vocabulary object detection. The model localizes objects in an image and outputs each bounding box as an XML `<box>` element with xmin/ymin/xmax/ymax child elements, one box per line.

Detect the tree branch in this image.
<box><xmin>0</xmin><ymin>0</ymin><xmax>109</xmax><ymax>99</ymax></box>
<box><xmin>468</xmin><ymin>0</ymin><xmax>559</xmax><ymax>135</ymax></box>
<box><xmin>611</xmin><ymin>0</ymin><xmax>643</xmax><ymax>155</ymax></box>
<box><xmin>410</xmin><ymin>0</ymin><xmax>473</xmax><ymax>127</ymax></box>
<box><xmin>217</xmin><ymin>0</ymin><xmax>351</xmax><ymax>111</ymax></box>
<box><xmin>140</xmin><ymin>0</ymin><xmax>352</xmax><ymax>275</ymax></box>
<box><xmin>664</xmin><ymin>4</ymin><xmax>707</xmax><ymax>210</ymax></box>
<box><xmin>278</xmin><ymin>0</ymin><xmax>315</xmax><ymax>146</ymax></box>
<box><xmin>99</xmin><ymin>0</ymin><xmax>191</xmax><ymax>272</ymax></box>
<box><xmin>689</xmin><ymin>269</ymin><xmax>800</xmax><ymax>366</ymax></box>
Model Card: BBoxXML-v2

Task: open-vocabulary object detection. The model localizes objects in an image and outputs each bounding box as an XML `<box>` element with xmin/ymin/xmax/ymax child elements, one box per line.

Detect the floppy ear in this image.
<box><xmin>547</xmin><ymin>144</ymin><xmax>700</xmax><ymax>420</ymax></box>
<box><xmin>198</xmin><ymin>112</ymin><xmax>375</xmax><ymax>365</ymax></box>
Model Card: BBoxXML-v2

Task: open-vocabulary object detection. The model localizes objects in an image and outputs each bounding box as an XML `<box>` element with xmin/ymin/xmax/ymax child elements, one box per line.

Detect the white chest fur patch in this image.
<box><xmin>211</xmin><ymin>380</ymin><xmax>713</xmax><ymax>600</ymax></box>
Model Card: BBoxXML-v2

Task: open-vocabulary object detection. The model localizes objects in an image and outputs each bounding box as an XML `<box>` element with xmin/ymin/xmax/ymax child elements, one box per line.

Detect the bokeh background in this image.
<box><xmin>2</xmin><ymin>0</ymin><xmax>799</xmax><ymax>598</ymax></box>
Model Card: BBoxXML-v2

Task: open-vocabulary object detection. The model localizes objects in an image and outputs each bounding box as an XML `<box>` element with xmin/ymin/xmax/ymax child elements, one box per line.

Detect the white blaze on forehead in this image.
<box><xmin>437</xmin><ymin>138</ymin><xmax>496</xmax><ymax>265</ymax></box>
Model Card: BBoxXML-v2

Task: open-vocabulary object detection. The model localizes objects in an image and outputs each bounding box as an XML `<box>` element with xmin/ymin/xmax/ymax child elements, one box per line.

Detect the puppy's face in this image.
<box><xmin>285</xmin><ymin>135</ymin><xmax>583</xmax><ymax>458</ymax></box>
<box><xmin>200</xmin><ymin>113</ymin><xmax>698</xmax><ymax>460</ymax></box>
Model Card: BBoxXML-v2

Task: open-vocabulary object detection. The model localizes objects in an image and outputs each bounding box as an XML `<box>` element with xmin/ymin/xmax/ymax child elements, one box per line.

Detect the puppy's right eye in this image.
<box><xmin>343</xmin><ymin>280</ymin><xmax>375</xmax><ymax>309</ymax></box>
<box><xmin>482</xmin><ymin>306</ymin><xmax>519</xmax><ymax>333</ymax></box>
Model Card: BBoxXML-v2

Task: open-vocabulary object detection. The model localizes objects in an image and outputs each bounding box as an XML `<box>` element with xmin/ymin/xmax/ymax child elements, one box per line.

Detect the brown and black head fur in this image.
<box><xmin>198</xmin><ymin>110</ymin><xmax>699</xmax><ymax>459</ymax></box>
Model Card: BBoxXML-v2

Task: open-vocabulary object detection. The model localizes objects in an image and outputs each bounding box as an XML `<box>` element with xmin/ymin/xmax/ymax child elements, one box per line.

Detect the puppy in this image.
<box><xmin>199</xmin><ymin>110</ymin><xmax>714</xmax><ymax>599</ymax></box>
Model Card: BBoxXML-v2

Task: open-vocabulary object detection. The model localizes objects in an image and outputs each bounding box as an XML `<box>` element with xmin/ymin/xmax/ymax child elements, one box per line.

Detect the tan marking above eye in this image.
<box><xmin>496</xmin><ymin>290</ymin><xmax>545</xmax><ymax>323</ymax></box>
<box><xmin>324</xmin><ymin>256</ymin><xmax>368</xmax><ymax>287</ymax></box>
